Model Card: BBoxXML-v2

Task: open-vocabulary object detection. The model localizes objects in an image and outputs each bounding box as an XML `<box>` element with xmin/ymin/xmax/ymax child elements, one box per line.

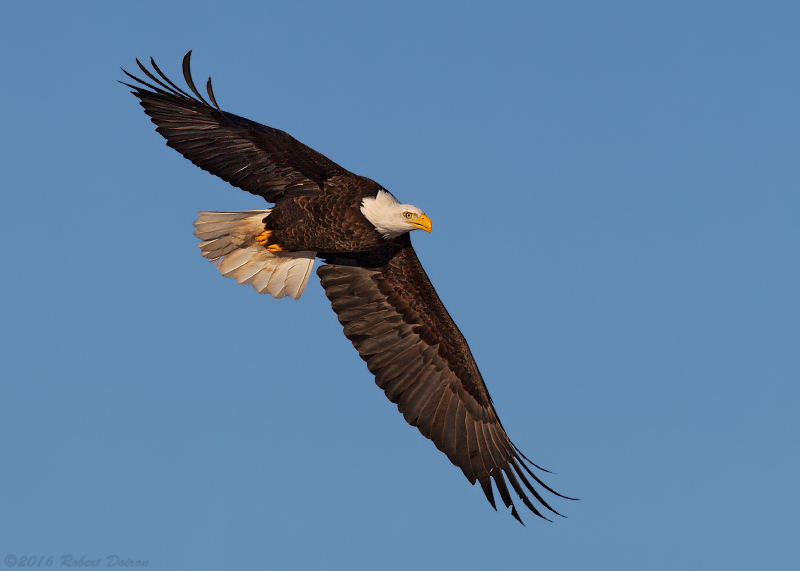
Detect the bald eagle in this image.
<box><xmin>122</xmin><ymin>52</ymin><xmax>572</xmax><ymax>523</ymax></box>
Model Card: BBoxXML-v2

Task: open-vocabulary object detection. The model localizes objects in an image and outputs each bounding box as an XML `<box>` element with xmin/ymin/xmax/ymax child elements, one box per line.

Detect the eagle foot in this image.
<box><xmin>255</xmin><ymin>230</ymin><xmax>271</xmax><ymax>246</ymax></box>
<box><xmin>255</xmin><ymin>230</ymin><xmax>283</xmax><ymax>252</ymax></box>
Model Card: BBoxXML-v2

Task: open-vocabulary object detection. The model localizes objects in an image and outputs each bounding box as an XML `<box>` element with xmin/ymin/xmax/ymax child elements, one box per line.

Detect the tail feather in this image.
<box><xmin>265</xmin><ymin>256</ymin><xmax>294</xmax><ymax>298</ymax></box>
<box><xmin>218</xmin><ymin>246</ymin><xmax>255</xmax><ymax>275</ymax></box>
<box><xmin>286</xmin><ymin>260</ymin><xmax>314</xmax><ymax>298</ymax></box>
<box><xmin>251</xmin><ymin>265</ymin><xmax>274</xmax><ymax>293</ymax></box>
<box><xmin>231</xmin><ymin>250</ymin><xmax>270</xmax><ymax>283</ymax></box>
<box><xmin>193</xmin><ymin>210</ymin><xmax>316</xmax><ymax>300</ymax></box>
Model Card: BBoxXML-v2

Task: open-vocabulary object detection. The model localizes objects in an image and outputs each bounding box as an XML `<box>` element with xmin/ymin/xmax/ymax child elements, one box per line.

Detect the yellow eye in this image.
<box><xmin>404</xmin><ymin>211</ymin><xmax>413</xmax><ymax>219</ymax></box>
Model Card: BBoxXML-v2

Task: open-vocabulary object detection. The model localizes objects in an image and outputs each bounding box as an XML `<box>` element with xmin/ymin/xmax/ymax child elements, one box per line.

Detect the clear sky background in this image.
<box><xmin>2</xmin><ymin>1</ymin><xmax>798</xmax><ymax>569</ymax></box>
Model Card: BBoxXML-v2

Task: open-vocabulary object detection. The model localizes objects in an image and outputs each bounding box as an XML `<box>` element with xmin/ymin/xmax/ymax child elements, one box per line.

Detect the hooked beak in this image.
<box><xmin>412</xmin><ymin>214</ymin><xmax>432</xmax><ymax>233</ymax></box>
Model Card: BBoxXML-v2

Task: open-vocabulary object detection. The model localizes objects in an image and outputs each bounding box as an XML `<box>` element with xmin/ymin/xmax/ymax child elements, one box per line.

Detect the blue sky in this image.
<box><xmin>2</xmin><ymin>1</ymin><xmax>798</xmax><ymax>569</ymax></box>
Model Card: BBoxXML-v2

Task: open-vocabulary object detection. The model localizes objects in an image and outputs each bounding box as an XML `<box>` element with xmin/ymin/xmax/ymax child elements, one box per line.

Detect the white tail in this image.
<box><xmin>193</xmin><ymin>210</ymin><xmax>316</xmax><ymax>300</ymax></box>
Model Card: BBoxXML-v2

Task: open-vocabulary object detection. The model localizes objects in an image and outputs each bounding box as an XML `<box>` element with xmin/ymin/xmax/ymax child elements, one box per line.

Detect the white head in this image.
<box><xmin>360</xmin><ymin>190</ymin><xmax>432</xmax><ymax>239</ymax></box>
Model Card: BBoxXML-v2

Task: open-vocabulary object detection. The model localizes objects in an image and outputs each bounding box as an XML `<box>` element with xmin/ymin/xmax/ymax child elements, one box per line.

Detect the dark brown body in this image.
<box><xmin>264</xmin><ymin>178</ymin><xmax>386</xmax><ymax>253</ymax></box>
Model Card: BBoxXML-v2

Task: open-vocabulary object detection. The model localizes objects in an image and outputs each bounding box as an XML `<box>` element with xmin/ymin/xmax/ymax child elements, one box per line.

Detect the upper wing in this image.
<box><xmin>122</xmin><ymin>52</ymin><xmax>355</xmax><ymax>203</ymax></box>
<box><xmin>317</xmin><ymin>236</ymin><xmax>573</xmax><ymax>523</ymax></box>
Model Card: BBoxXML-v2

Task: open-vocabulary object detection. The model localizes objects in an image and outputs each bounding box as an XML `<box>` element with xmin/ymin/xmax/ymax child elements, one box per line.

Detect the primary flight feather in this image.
<box><xmin>122</xmin><ymin>51</ymin><xmax>572</xmax><ymax>523</ymax></box>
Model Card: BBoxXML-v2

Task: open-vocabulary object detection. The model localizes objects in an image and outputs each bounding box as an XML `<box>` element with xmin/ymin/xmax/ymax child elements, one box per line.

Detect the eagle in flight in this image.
<box><xmin>122</xmin><ymin>52</ymin><xmax>572</xmax><ymax>523</ymax></box>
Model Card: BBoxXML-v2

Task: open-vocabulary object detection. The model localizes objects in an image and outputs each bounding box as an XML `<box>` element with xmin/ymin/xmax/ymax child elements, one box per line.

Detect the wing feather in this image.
<box><xmin>454</xmin><ymin>402</ymin><xmax>476</xmax><ymax>484</ymax></box>
<box><xmin>399</xmin><ymin>369</ymin><xmax>442</xmax><ymax>426</ymax></box>
<box><xmin>416</xmin><ymin>384</ymin><xmax>448</xmax><ymax>439</ymax></box>
<box><xmin>378</xmin><ymin>347</ymin><xmax>425</xmax><ymax>395</ymax></box>
<box><xmin>431</xmin><ymin>389</ymin><xmax>457</xmax><ymax>458</ymax></box>
<box><xmin>317</xmin><ymin>236</ymin><xmax>570</xmax><ymax>523</ymax></box>
<box><xmin>381</xmin><ymin>358</ymin><xmax>426</xmax><ymax>403</ymax></box>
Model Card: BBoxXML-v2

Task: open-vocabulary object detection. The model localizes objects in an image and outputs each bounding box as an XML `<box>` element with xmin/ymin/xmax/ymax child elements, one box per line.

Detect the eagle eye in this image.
<box><xmin>403</xmin><ymin>211</ymin><xmax>413</xmax><ymax>219</ymax></box>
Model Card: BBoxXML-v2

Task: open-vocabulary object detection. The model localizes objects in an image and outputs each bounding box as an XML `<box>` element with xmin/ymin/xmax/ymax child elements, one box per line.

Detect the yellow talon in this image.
<box><xmin>255</xmin><ymin>229</ymin><xmax>282</xmax><ymax>251</ymax></box>
<box><xmin>255</xmin><ymin>230</ymin><xmax>271</xmax><ymax>246</ymax></box>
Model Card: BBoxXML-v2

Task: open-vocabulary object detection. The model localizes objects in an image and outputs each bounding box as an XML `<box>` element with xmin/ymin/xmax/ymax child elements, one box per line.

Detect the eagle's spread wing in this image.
<box><xmin>318</xmin><ymin>236</ymin><xmax>572</xmax><ymax>523</ymax></box>
<box><xmin>122</xmin><ymin>52</ymin><xmax>353</xmax><ymax>203</ymax></box>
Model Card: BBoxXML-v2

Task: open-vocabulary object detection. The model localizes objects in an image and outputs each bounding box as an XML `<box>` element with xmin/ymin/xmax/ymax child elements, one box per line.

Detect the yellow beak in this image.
<box><xmin>412</xmin><ymin>214</ymin><xmax>432</xmax><ymax>233</ymax></box>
